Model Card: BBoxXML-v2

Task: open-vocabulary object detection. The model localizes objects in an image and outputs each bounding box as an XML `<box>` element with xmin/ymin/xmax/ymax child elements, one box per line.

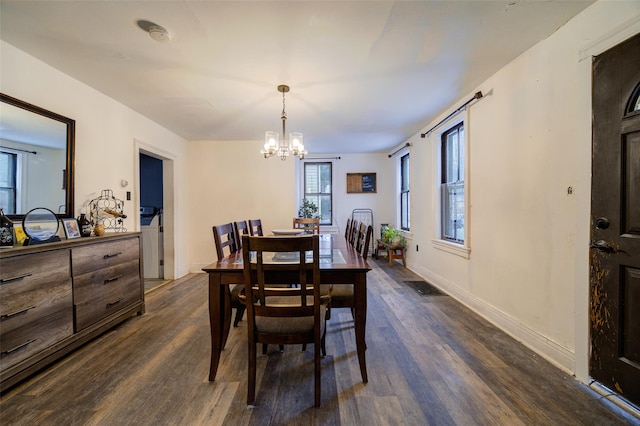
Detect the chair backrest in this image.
<box><xmin>212</xmin><ymin>223</ymin><xmax>238</xmax><ymax>260</ymax></box>
<box><xmin>234</xmin><ymin>220</ymin><xmax>250</xmax><ymax>249</ymax></box>
<box><xmin>242</xmin><ymin>235</ymin><xmax>321</xmax><ymax>318</ymax></box>
<box><xmin>348</xmin><ymin>220</ymin><xmax>359</xmax><ymax>246</ymax></box>
<box><xmin>293</xmin><ymin>217</ymin><xmax>320</xmax><ymax>234</ymax></box>
<box><xmin>360</xmin><ymin>225</ymin><xmax>373</xmax><ymax>260</ymax></box>
<box><xmin>248</xmin><ymin>219</ymin><xmax>263</xmax><ymax>236</ymax></box>
<box><xmin>345</xmin><ymin>218</ymin><xmax>352</xmax><ymax>239</ymax></box>
<box><xmin>355</xmin><ymin>222</ymin><xmax>368</xmax><ymax>253</ymax></box>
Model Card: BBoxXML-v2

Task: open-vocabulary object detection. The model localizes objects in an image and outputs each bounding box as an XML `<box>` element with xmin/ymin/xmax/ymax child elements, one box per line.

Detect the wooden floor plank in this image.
<box><xmin>1</xmin><ymin>259</ymin><xmax>637</xmax><ymax>425</ymax></box>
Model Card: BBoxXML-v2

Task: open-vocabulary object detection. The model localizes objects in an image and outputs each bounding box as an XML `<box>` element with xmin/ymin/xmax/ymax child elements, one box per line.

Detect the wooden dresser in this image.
<box><xmin>0</xmin><ymin>233</ymin><xmax>144</xmax><ymax>392</ymax></box>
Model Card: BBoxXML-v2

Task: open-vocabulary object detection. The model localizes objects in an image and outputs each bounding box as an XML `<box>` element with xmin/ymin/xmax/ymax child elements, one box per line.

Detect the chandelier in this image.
<box><xmin>261</xmin><ymin>84</ymin><xmax>307</xmax><ymax>160</ymax></box>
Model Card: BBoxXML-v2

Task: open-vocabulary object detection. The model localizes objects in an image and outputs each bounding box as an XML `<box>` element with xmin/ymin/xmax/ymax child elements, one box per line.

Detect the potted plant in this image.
<box><xmin>382</xmin><ymin>226</ymin><xmax>404</xmax><ymax>246</ymax></box>
<box><xmin>298</xmin><ymin>198</ymin><xmax>319</xmax><ymax>219</ymax></box>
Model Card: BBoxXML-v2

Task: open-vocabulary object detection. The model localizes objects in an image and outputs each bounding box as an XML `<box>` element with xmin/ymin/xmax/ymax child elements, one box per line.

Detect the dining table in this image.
<box><xmin>202</xmin><ymin>233</ymin><xmax>371</xmax><ymax>384</ymax></box>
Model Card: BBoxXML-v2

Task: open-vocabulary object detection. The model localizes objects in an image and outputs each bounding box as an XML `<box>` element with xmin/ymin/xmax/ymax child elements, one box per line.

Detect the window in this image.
<box><xmin>0</xmin><ymin>151</ymin><xmax>18</xmax><ymax>214</ymax></box>
<box><xmin>400</xmin><ymin>153</ymin><xmax>410</xmax><ymax>231</ymax></box>
<box><xmin>441</xmin><ymin>122</ymin><xmax>464</xmax><ymax>243</ymax></box>
<box><xmin>303</xmin><ymin>162</ymin><xmax>332</xmax><ymax>225</ymax></box>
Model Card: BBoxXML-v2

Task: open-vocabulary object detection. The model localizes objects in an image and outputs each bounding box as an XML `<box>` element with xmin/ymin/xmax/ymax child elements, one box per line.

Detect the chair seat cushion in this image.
<box><xmin>230</xmin><ymin>284</ymin><xmax>244</xmax><ymax>302</ymax></box>
<box><xmin>329</xmin><ymin>284</ymin><xmax>353</xmax><ymax>304</ymax></box>
<box><xmin>255</xmin><ymin>296</ymin><xmax>328</xmax><ymax>335</ymax></box>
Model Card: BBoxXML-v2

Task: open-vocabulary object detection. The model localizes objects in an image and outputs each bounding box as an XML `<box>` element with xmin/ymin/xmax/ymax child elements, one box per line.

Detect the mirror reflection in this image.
<box><xmin>0</xmin><ymin>94</ymin><xmax>74</xmax><ymax>218</ymax></box>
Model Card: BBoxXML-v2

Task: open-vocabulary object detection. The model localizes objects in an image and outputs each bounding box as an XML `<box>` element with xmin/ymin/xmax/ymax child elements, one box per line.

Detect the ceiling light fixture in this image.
<box><xmin>262</xmin><ymin>85</ymin><xmax>306</xmax><ymax>160</ymax></box>
<box><xmin>137</xmin><ymin>20</ymin><xmax>171</xmax><ymax>43</ymax></box>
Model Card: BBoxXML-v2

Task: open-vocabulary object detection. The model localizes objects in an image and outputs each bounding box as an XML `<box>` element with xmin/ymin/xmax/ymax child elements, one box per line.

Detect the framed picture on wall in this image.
<box><xmin>62</xmin><ymin>218</ymin><xmax>81</xmax><ymax>239</ymax></box>
<box><xmin>347</xmin><ymin>173</ymin><xmax>377</xmax><ymax>193</ymax></box>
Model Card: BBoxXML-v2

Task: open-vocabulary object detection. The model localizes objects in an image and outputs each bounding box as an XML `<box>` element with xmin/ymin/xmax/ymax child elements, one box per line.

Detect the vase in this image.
<box><xmin>94</xmin><ymin>223</ymin><xmax>105</xmax><ymax>236</ymax></box>
<box><xmin>78</xmin><ymin>214</ymin><xmax>92</xmax><ymax>237</ymax></box>
<box><xmin>0</xmin><ymin>208</ymin><xmax>14</xmax><ymax>248</ymax></box>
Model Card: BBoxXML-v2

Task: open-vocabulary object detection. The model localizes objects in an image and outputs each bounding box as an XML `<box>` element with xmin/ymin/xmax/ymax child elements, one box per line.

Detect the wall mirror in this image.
<box><xmin>0</xmin><ymin>93</ymin><xmax>75</xmax><ymax>218</ymax></box>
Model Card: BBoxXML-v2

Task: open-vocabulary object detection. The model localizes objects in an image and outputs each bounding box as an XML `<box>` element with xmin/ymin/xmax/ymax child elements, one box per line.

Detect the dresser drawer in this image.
<box><xmin>72</xmin><ymin>237</ymin><xmax>139</xmax><ymax>276</ymax></box>
<box><xmin>73</xmin><ymin>259</ymin><xmax>141</xmax><ymax>331</ymax></box>
<box><xmin>1</xmin><ymin>306</ymin><xmax>73</xmax><ymax>372</ymax></box>
<box><xmin>0</xmin><ymin>250</ymin><xmax>73</xmax><ymax>371</ymax></box>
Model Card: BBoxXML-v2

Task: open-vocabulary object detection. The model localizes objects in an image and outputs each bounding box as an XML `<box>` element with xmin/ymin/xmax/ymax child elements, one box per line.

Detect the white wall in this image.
<box><xmin>1</xmin><ymin>41</ymin><xmax>191</xmax><ymax>278</ymax></box>
<box><xmin>303</xmin><ymin>153</ymin><xmax>392</xmax><ymax>235</ymax></box>
<box><xmin>403</xmin><ymin>1</ymin><xmax>640</xmax><ymax>382</ymax></box>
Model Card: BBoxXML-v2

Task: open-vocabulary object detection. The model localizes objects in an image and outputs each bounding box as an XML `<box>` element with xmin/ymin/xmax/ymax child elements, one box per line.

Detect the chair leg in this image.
<box><xmin>315</xmin><ymin>337</ymin><xmax>322</xmax><ymax>407</ymax></box>
<box><xmin>248</xmin><ymin>342</ymin><xmax>257</xmax><ymax>406</ymax></box>
<box><xmin>262</xmin><ymin>344</ymin><xmax>284</xmax><ymax>354</ymax></box>
<box><xmin>233</xmin><ymin>304</ymin><xmax>245</xmax><ymax>327</ymax></box>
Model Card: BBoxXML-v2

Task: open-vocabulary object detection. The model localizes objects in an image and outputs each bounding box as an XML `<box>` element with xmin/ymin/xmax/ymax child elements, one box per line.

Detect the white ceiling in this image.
<box><xmin>0</xmin><ymin>1</ymin><xmax>593</xmax><ymax>154</ymax></box>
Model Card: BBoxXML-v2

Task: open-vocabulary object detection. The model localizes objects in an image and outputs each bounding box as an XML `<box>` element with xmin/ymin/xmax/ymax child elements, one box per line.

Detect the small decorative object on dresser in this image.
<box><xmin>77</xmin><ymin>214</ymin><xmax>92</xmax><ymax>237</ymax></box>
<box><xmin>0</xmin><ymin>208</ymin><xmax>14</xmax><ymax>248</ymax></box>
<box><xmin>94</xmin><ymin>223</ymin><xmax>105</xmax><ymax>236</ymax></box>
<box><xmin>21</xmin><ymin>207</ymin><xmax>61</xmax><ymax>245</ymax></box>
<box><xmin>63</xmin><ymin>218</ymin><xmax>81</xmax><ymax>239</ymax></box>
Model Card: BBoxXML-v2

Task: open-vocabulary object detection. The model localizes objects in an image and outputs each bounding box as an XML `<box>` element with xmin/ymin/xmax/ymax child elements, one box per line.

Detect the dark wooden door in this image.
<box><xmin>590</xmin><ymin>32</ymin><xmax>640</xmax><ymax>407</ymax></box>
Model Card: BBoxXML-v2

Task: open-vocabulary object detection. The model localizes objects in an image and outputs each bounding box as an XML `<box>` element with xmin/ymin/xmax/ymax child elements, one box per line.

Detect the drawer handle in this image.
<box><xmin>1</xmin><ymin>339</ymin><xmax>36</xmax><ymax>356</ymax></box>
<box><xmin>106</xmin><ymin>298</ymin><xmax>124</xmax><ymax>308</ymax></box>
<box><xmin>103</xmin><ymin>252</ymin><xmax>122</xmax><ymax>259</ymax></box>
<box><xmin>1</xmin><ymin>305</ymin><xmax>36</xmax><ymax>321</ymax></box>
<box><xmin>0</xmin><ymin>273</ymin><xmax>33</xmax><ymax>284</ymax></box>
<box><xmin>104</xmin><ymin>275</ymin><xmax>123</xmax><ymax>284</ymax></box>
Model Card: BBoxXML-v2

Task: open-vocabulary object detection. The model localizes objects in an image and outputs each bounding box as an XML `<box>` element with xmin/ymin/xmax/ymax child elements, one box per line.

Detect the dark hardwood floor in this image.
<box><xmin>1</xmin><ymin>257</ymin><xmax>638</xmax><ymax>425</ymax></box>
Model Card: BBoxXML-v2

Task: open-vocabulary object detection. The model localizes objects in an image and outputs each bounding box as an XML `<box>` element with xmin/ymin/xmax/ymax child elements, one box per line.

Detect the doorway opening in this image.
<box><xmin>136</xmin><ymin>142</ymin><xmax>176</xmax><ymax>293</ymax></box>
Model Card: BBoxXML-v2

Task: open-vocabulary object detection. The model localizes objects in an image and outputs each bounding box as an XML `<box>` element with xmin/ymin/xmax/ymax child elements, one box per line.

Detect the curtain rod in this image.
<box><xmin>388</xmin><ymin>142</ymin><xmax>411</xmax><ymax>158</ymax></box>
<box><xmin>304</xmin><ymin>156</ymin><xmax>341</xmax><ymax>160</ymax></box>
<box><xmin>420</xmin><ymin>91</ymin><xmax>483</xmax><ymax>138</ymax></box>
<box><xmin>0</xmin><ymin>145</ymin><xmax>37</xmax><ymax>154</ymax></box>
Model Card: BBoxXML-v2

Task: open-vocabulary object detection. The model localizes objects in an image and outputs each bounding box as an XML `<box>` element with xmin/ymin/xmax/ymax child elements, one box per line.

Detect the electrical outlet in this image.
<box><xmin>126</xmin><ymin>191</ymin><xmax>131</xmax><ymax>201</ymax></box>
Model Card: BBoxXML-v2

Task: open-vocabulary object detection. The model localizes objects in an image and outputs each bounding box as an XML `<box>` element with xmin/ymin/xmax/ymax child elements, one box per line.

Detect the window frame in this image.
<box><xmin>300</xmin><ymin>161</ymin><xmax>333</xmax><ymax>226</ymax></box>
<box><xmin>0</xmin><ymin>149</ymin><xmax>20</xmax><ymax>215</ymax></box>
<box><xmin>431</xmin><ymin>110</ymin><xmax>471</xmax><ymax>258</ymax></box>
<box><xmin>399</xmin><ymin>152</ymin><xmax>410</xmax><ymax>231</ymax></box>
<box><xmin>441</xmin><ymin>122</ymin><xmax>464</xmax><ymax>243</ymax></box>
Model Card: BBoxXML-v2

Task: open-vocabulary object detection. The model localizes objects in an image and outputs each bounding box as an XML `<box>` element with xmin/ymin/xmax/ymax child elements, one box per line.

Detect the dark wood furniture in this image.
<box><xmin>0</xmin><ymin>233</ymin><xmax>144</xmax><ymax>392</ymax></box>
<box><xmin>292</xmin><ymin>217</ymin><xmax>320</xmax><ymax>234</ymax></box>
<box><xmin>375</xmin><ymin>239</ymin><xmax>407</xmax><ymax>268</ymax></box>
<box><xmin>348</xmin><ymin>220</ymin><xmax>359</xmax><ymax>246</ymax></box>
<box><xmin>233</xmin><ymin>220</ymin><xmax>249</xmax><ymax>250</ymax></box>
<box><xmin>248</xmin><ymin>219</ymin><xmax>263</xmax><ymax>236</ymax></box>
<box><xmin>344</xmin><ymin>217</ymin><xmax>352</xmax><ymax>240</ymax></box>
<box><xmin>202</xmin><ymin>234</ymin><xmax>371</xmax><ymax>384</ymax></box>
<box><xmin>331</xmin><ymin>225</ymin><xmax>373</xmax><ymax>318</ymax></box>
<box><xmin>240</xmin><ymin>235</ymin><xmax>329</xmax><ymax>407</ymax></box>
<box><xmin>212</xmin><ymin>223</ymin><xmax>245</xmax><ymax>328</ymax></box>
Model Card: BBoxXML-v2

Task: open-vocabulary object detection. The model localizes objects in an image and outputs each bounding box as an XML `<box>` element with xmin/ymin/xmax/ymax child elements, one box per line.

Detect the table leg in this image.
<box><xmin>354</xmin><ymin>272</ymin><xmax>368</xmax><ymax>383</ymax></box>
<box><xmin>208</xmin><ymin>272</ymin><xmax>231</xmax><ymax>381</ymax></box>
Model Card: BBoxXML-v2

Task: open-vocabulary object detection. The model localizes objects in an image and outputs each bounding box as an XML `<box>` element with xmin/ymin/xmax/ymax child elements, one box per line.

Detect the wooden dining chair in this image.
<box><xmin>240</xmin><ymin>234</ymin><xmax>329</xmax><ymax>407</ymax></box>
<box><xmin>330</xmin><ymin>224</ymin><xmax>372</xmax><ymax>319</ymax></box>
<box><xmin>212</xmin><ymin>223</ymin><xmax>245</xmax><ymax>327</ymax></box>
<box><xmin>248</xmin><ymin>219</ymin><xmax>263</xmax><ymax>236</ymax></box>
<box><xmin>355</xmin><ymin>222</ymin><xmax>368</xmax><ymax>254</ymax></box>
<box><xmin>293</xmin><ymin>217</ymin><xmax>320</xmax><ymax>234</ymax></box>
<box><xmin>234</xmin><ymin>220</ymin><xmax>250</xmax><ymax>249</ymax></box>
<box><xmin>348</xmin><ymin>220</ymin><xmax>359</xmax><ymax>246</ymax></box>
<box><xmin>344</xmin><ymin>217</ymin><xmax>352</xmax><ymax>240</ymax></box>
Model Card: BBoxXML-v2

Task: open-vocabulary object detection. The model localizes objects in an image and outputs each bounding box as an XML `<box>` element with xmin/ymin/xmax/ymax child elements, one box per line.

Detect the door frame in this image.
<box><xmin>134</xmin><ymin>139</ymin><xmax>176</xmax><ymax>280</ymax></box>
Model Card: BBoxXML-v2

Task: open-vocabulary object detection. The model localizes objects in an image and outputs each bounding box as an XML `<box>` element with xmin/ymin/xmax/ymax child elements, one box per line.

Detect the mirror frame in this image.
<box><xmin>1</xmin><ymin>93</ymin><xmax>75</xmax><ymax>219</ymax></box>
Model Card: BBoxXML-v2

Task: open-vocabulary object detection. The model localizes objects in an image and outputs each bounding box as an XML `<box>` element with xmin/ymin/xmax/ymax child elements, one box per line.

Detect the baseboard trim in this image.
<box><xmin>409</xmin><ymin>263</ymin><xmax>575</xmax><ymax>375</ymax></box>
